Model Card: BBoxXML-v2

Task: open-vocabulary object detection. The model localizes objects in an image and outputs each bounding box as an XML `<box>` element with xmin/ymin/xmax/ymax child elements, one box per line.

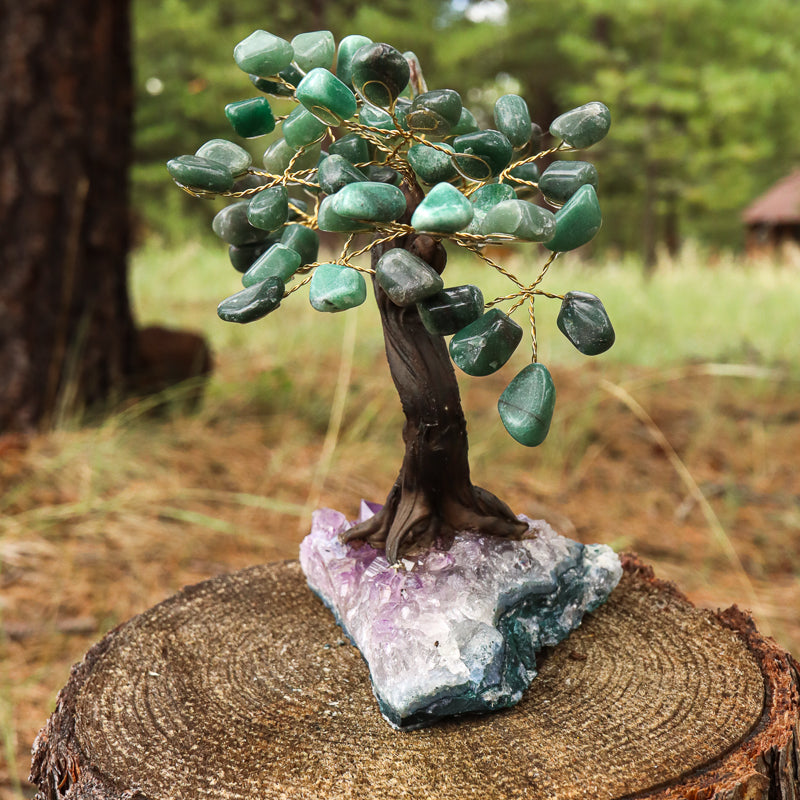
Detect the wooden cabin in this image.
<box><xmin>742</xmin><ymin>169</ymin><xmax>800</xmax><ymax>253</ymax></box>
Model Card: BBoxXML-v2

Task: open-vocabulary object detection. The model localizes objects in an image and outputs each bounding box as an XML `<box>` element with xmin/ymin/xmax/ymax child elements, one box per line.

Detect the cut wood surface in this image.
<box><xmin>31</xmin><ymin>555</ymin><xmax>799</xmax><ymax>800</ymax></box>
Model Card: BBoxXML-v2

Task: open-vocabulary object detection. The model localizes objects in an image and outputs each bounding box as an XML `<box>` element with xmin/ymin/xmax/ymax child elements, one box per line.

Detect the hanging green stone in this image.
<box><xmin>246</xmin><ymin>186</ymin><xmax>289</xmax><ymax>231</ymax></box>
<box><xmin>212</xmin><ymin>201</ymin><xmax>270</xmax><ymax>246</ymax></box>
<box><xmin>282</xmin><ymin>106</ymin><xmax>328</xmax><ymax>149</ymax></box>
<box><xmin>416</xmin><ymin>284</ymin><xmax>484</xmax><ymax>336</ymax></box>
<box><xmin>376</xmin><ymin>248</ymin><xmax>444</xmax><ymax>307</ymax></box>
<box><xmin>544</xmin><ymin>184</ymin><xmax>602</xmax><ymax>252</ymax></box>
<box><xmin>538</xmin><ymin>161</ymin><xmax>598</xmax><ymax>206</ymax></box>
<box><xmin>494</xmin><ymin>95</ymin><xmax>532</xmax><ymax>149</ymax></box>
<box><xmin>466</xmin><ymin>183</ymin><xmax>516</xmax><ymax>234</ymax></box>
<box><xmin>262</xmin><ymin>138</ymin><xmax>320</xmax><ymax>175</ymax></box>
<box><xmin>393</xmin><ymin>97</ymin><xmax>412</xmax><ymax>130</ymax></box>
<box><xmin>329</xmin><ymin>133</ymin><xmax>370</xmax><ymax>165</ymax></box>
<box><xmin>557</xmin><ymin>291</ymin><xmax>615</xmax><ymax>355</ymax></box>
<box><xmin>288</xmin><ymin>198</ymin><xmax>309</xmax><ymax>221</ymax></box>
<box><xmin>449</xmin><ymin>309</ymin><xmax>523</xmax><ymax>377</ymax></box>
<box><xmin>406</xmin><ymin>90</ymin><xmax>462</xmax><ymax>137</ymax></box>
<box><xmin>453</xmin><ymin>130</ymin><xmax>513</xmax><ymax>180</ymax></box>
<box><xmin>234</xmin><ymin>172</ymin><xmax>267</xmax><ymax>192</ymax></box>
<box><xmin>480</xmin><ymin>199</ymin><xmax>556</xmax><ymax>242</ymax></box>
<box><xmin>407</xmin><ymin>142</ymin><xmax>457</xmax><ymax>184</ymax></box>
<box><xmin>225</xmin><ymin>97</ymin><xmax>276</xmax><ymax>138</ymax></box>
<box><xmin>249</xmin><ymin>73</ymin><xmax>294</xmax><ymax>98</ymax></box>
<box><xmin>317</xmin><ymin>154</ymin><xmax>368</xmax><ymax>195</ymax></box>
<box><xmin>317</xmin><ymin>196</ymin><xmax>373</xmax><ymax>232</ymax></box>
<box><xmin>549</xmin><ymin>102</ymin><xmax>611</xmax><ymax>149</ymax></box>
<box><xmin>166</xmin><ymin>155</ymin><xmax>233</xmax><ymax>194</ymax></box>
<box><xmin>497</xmin><ymin>363</ymin><xmax>556</xmax><ymax>447</ymax></box>
<box><xmin>335</xmin><ymin>35</ymin><xmax>372</xmax><ymax>90</ymax></box>
<box><xmin>330</xmin><ymin>181</ymin><xmax>407</xmax><ymax>222</ymax></box>
<box><xmin>195</xmin><ymin>139</ymin><xmax>252</xmax><ymax>176</ymax></box>
<box><xmin>233</xmin><ymin>31</ymin><xmax>294</xmax><ymax>78</ymax></box>
<box><xmin>229</xmin><ymin>241</ymin><xmax>273</xmax><ymax>273</ymax></box>
<box><xmin>359</xmin><ymin>104</ymin><xmax>396</xmax><ymax>131</ymax></box>
<box><xmin>217</xmin><ymin>276</ymin><xmax>285</xmax><ymax>323</ymax></box>
<box><xmin>410</xmin><ymin>182</ymin><xmax>473</xmax><ymax>233</ymax></box>
<box><xmin>296</xmin><ymin>68</ymin><xmax>357</xmax><ymax>125</ymax></box>
<box><xmin>350</xmin><ymin>42</ymin><xmax>410</xmax><ymax>107</ymax></box>
<box><xmin>242</xmin><ymin>243</ymin><xmax>302</xmax><ymax>286</ymax></box>
<box><xmin>449</xmin><ymin>106</ymin><xmax>479</xmax><ymax>137</ymax></box>
<box><xmin>365</xmin><ymin>165</ymin><xmax>401</xmax><ymax>185</ymax></box>
<box><xmin>309</xmin><ymin>263</ymin><xmax>368</xmax><ymax>312</ymax></box>
<box><xmin>403</xmin><ymin>51</ymin><xmax>427</xmax><ymax>96</ymax></box>
<box><xmin>500</xmin><ymin>162</ymin><xmax>540</xmax><ymax>195</ymax></box>
<box><xmin>291</xmin><ymin>31</ymin><xmax>335</xmax><ymax>72</ymax></box>
<box><xmin>280</xmin><ymin>224</ymin><xmax>319</xmax><ymax>265</ymax></box>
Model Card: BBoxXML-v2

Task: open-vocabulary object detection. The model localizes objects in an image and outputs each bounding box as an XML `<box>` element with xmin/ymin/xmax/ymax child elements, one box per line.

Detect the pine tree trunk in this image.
<box><xmin>0</xmin><ymin>0</ymin><xmax>137</xmax><ymax>431</ymax></box>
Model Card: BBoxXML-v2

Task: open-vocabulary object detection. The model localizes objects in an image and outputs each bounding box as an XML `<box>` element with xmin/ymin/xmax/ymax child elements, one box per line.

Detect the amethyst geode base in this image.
<box><xmin>299</xmin><ymin>503</ymin><xmax>622</xmax><ymax>730</ymax></box>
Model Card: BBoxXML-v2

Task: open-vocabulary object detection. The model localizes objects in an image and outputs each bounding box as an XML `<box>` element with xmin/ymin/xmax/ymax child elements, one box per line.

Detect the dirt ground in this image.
<box><xmin>2</xmin><ymin>360</ymin><xmax>798</xmax><ymax>798</ymax></box>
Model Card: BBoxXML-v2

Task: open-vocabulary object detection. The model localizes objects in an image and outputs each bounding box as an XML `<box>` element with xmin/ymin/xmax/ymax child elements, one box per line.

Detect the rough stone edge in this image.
<box><xmin>29</xmin><ymin>556</ymin><xmax>799</xmax><ymax>800</ymax></box>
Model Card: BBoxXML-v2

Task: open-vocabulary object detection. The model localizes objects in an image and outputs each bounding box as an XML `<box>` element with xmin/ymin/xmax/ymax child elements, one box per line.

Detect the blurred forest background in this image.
<box><xmin>3</xmin><ymin>0</ymin><xmax>800</xmax><ymax>797</ymax></box>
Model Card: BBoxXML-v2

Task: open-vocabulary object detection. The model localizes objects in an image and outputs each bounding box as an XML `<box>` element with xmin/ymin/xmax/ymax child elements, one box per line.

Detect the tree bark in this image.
<box><xmin>0</xmin><ymin>0</ymin><xmax>137</xmax><ymax>431</ymax></box>
<box><xmin>30</xmin><ymin>555</ymin><xmax>799</xmax><ymax>800</ymax></box>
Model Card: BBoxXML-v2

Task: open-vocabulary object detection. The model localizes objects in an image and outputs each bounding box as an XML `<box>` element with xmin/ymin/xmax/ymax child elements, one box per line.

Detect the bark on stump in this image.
<box><xmin>31</xmin><ymin>554</ymin><xmax>800</xmax><ymax>800</ymax></box>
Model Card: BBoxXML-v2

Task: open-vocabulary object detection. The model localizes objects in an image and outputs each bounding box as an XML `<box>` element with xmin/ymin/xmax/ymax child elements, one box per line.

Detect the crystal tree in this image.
<box><xmin>168</xmin><ymin>29</ymin><xmax>614</xmax><ymax>564</ymax></box>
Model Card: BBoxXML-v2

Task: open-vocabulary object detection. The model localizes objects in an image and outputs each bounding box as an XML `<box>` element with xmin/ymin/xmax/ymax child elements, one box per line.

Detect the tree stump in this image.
<box><xmin>31</xmin><ymin>554</ymin><xmax>799</xmax><ymax>800</ymax></box>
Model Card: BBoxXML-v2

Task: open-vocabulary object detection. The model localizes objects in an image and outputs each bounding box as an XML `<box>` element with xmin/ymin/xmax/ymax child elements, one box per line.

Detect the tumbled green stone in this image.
<box><xmin>234</xmin><ymin>30</ymin><xmax>294</xmax><ymax>78</ymax></box>
<box><xmin>453</xmin><ymin>130</ymin><xmax>513</xmax><ymax>180</ymax></box>
<box><xmin>262</xmin><ymin>138</ymin><xmax>320</xmax><ymax>175</ymax></box>
<box><xmin>288</xmin><ymin>198</ymin><xmax>309</xmax><ymax>220</ymax></box>
<box><xmin>246</xmin><ymin>186</ymin><xmax>289</xmax><ymax>231</ymax></box>
<box><xmin>212</xmin><ymin>201</ymin><xmax>270</xmax><ymax>245</ymax></box>
<box><xmin>497</xmin><ymin>363</ymin><xmax>556</xmax><ymax>447</ymax></box>
<box><xmin>376</xmin><ymin>248</ymin><xmax>444</xmax><ymax>306</ymax></box>
<box><xmin>249</xmin><ymin>73</ymin><xmax>293</xmax><ymax>97</ymax></box>
<box><xmin>166</xmin><ymin>155</ymin><xmax>233</xmax><ymax>193</ymax></box>
<box><xmin>233</xmin><ymin>172</ymin><xmax>267</xmax><ymax>193</ymax></box>
<box><xmin>217</xmin><ymin>276</ymin><xmax>285</xmax><ymax>323</ymax></box>
<box><xmin>242</xmin><ymin>243</ymin><xmax>301</xmax><ymax>286</ymax></box>
<box><xmin>466</xmin><ymin>183</ymin><xmax>517</xmax><ymax>234</ymax></box>
<box><xmin>538</xmin><ymin>161</ymin><xmax>599</xmax><ymax>206</ymax></box>
<box><xmin>407</xmin><ymin>90</ymin><xmax>462</xmax><ymax>137</ymax></box>
<box><xmin>296</xmin><ymin>68</ymin><xmax>357</xmax><ymax>125</ymax></box>
<box><xmin>280</xmin><ymin>223</ymin><xmax>319</xmax><ymax>265</ymax></box>
<box><xmin>480</xmin><ymin>199</ymin><xmax>556</xmax><ymax>242</ymax></box>
<box><xmin>494</xmin><ymin>95</ymin><xmax>532</xmax><ymax>149</ymax></box>
<box><xmin>350</xmin><ymin>42</ymin><xmax>410</xmax><ymax>107</ymax></box>
<box><xmin>501</xmin><ymin>162</ymin><xmax>541</xmax><ymax>196</ymax></box>
<box><xmin>407</xmin><ymin>142</ymin><xmax>457</xmax><ymax>184</ymax></box>
<box><xmin>556</xmin><ymin>291</ymin><xmax>615</xmax><ymax>355</ymax></box>
<box><xmin>330</xmin><ymin>181</ymin><xmax>406</xmax><ymax>222</ymax></box>
<box><xmin>195</xmin><ymin>139</ymin><xmax>252</xmax><ymax>176</ymax></box>
<box><xmin>317</xmin><ymin>196</ymin><xmax>373</xmax><ymax>232</ymax></box>
<box><xmin>335</xmin><ymin>35</ymin><xmax>372</xmax><ymax>90</ymax></box>
<box><xmin>359</xmin><ymin>104</ymin><xmax>396</xmax><ymax>130</ymax></box>
<box><xmin>229</xmin><ymin>241</ymin><xmax>272</xmax><ymax>273</ymax></box>
<box><xmin>317</xmin><ymin>154</ymin><xmax>368</xmax><ymax>195</ymax></box>
<box><xmin>449</xmin><ymin>308</ymin><xmax>523</xmax><ymax>377</ymax></box>
<box><xmin>403</xmin><ymin>51</ymin><xmax>427</xmax><ymax>96</ymax></box>
<box><xmin>309</xmin><ymin>263</ymin><xmax>367</xmax><ymax>312</ymax></box>
<box><xmin>394</xmin><ymin>98</ymin><xmax>412</xmax><ymax>129</ymax></box>
<box><xmin>410</xmin><ymin>182</ymin><xmax>473</xmax><ymax>233</ymax></box>
<box><xmin>329</xmin><ymin>133</ymin><xmax>370</xmax><ymax>165</ymax></box>
<box><xmin>544</xmin><ymin>184</ymin><xmax>602</xmax><ymax>252</ymax></box>
<box><xmin>449</xmin><ymin>107</ymin><xmax>479</xmax><ymax>136</ymax></box>
<box><xmin>365</xmin><ymin>165</ymin><xmax>402</xmax><ymax>185</ymax></box>
<box><xmin>530</xmin><ymin>122</ymin><xmax>543</xmax><ymax>153</ymax></box>
<box><xmin>225</xmin><ymin>97</ymin><xmax>276</xmax><ymax>138</ymax></box>
<box><xmin>292</xmin><ymin>31</ymin><xmax>335</xmax><ymax>72</ymax></box>
<box><xmin>550</xmin><ymin>102</ymin><xmax>611</xmax><ymax>149</ymax></box>
<box><xmin>416</xmin><ymin>284</ymin><xmax>484</xmax><ymax>336</ymax></box>
<box><xmin>282</xmin><ymin>106</ymin><xmax>328</xmax><ymax>149</ymax></box>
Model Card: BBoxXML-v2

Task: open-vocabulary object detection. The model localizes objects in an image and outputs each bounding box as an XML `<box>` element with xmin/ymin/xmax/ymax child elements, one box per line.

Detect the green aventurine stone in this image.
<box><xmin>498</xmin><ymin>363</ymin><xmax>556</xmax><ymax>447</ymax></box>
<box><xmin>376</xmin><ymin>248</ymin><xmax>444</xmax><ymax>306</ymax></box>
<box><xmin>501</xmin><ymin>162</ymin><xmax>540</xmax><ymax>193</ymax></box>
<box><xmin>309</xmin><ymin>263</ymin><xmax>367</xmax><ymax>312</ymax></box>
<box><xmin>280</xmin><ymin>223</ymin><xmax>319</xmax><ymax>265</ymax></box>
<box><xmin>416</xmin><ymin>284</ymin><xmax>484</xmax><ymax>336</ymax></box>
<box><xmin>330</xmin><ymin>181</ymin><xmax>406</xmax><ymax>222</ymax></box>
<box><xmin>291</xmin><ymin>31</ymin><xmax>335</xmax><ymax>72</ymax></box>
<box><xmin>365</xmin><ymin>165</ymin><xmax>401</xmax><ymax>185</ymax></box>
<box><xmin>166</xmin><ymin>155</ymin><xmax>233</xmax><ymax>193</ymax></box>
<box><xmin>212</xmin><ymin>201</ymin><xmax>269</xmax><ymax>245</ymax></box>
<box><xmin>530</xmin><ymin>122</ymin><xmax>543</xmax><ymax>152</ymax></box>
<box><xmin>296</xmin><ymin>68</ymin><xmax>357</xmax><ymax>125</ymax></box>
<box><xmin>544</xmin><ymin>184</ymin><xmax>602</xmax><ymax>252</ymax></box>
<box><xmin>467</xmin><ymin>183</ymin><xmax>516</xmax><ymax>234</ymax></box>
<box><xmin>350</xmin><ymin>42</ymin><xmax>410</xmax><ymax>107</ymax></box>
<box><xmin>250</xmin><ymin>73</ymin><xmax>293</xmax><ymax>97</ymax></box>
<box><xmin>410</xmin><ymin>182</ymin><xmax>473</xmax><ymax>233</ymax></box>
<box><xmin>195</xmin><ymin>139</ymin><xmax>252</xmax><ymax>176</ymax></box>
<box><xmin>407</xmin><ymin>90</ymin><xmax>462</xmax><ymax>137</ymax></box>
<box><xmin>449</xmin><ymin>107</ymin><xmax>479</xmax><ymax>136</ymax></box>
<box><xmin>449</xmin><ymin>309</ymin><xmax>523</xmax><ymax>377</ymax></box>
<box><xmin>402</xmin><ymin>51</ymin><xmax>426</xmax><ymax>96</ymax></box>
<box><xmin>246</xmin><ymin>186</ymin><xmax>289</xmax><ymax>231</ymax></box>
<box><xmin>282</xmin><ymin>106</ymin><xmax>328</xmax><ymax>149</ymax></box>
<box><xmin>480</xmin><ymin>199</ymin><xmax>556</xmax><ymax>242</ymax></box>
<box><xmin>317</xmin><ymin>197</ymin><xmax>373</xmax><ymax>232</ymax></box>
<box><xmin>288</xmin><ymin>198</ymin><xmax>309</xmax><ymax>220</ymax></box>
<box><xmin>317</xmin><ymin>154</ymin><xmax>367</xmax><ymax>194</ymax></box>
<box><xmin>359</xmin><ymin>104</ymin><xmax>396</xmax><ymax>130</ymax></box>
<box><xmin>557</xmin><ymin>291</ymin><xmax>615</xmax><ymax>355</ymax></box>
<box><xmin>242</xmin><ymin>243</ymin><xmax>301</xmax><ymax>286</ymax></box>
<box><xmin>336</xmin><ymin>35</ymin><xmax>372</xmax><ymax>90</ymax></box>
<box><xmin>262</xmin><ymin>138</ymin><xmax>319</xmax><ymax>174</ymax></box>
<box><xmin>229</xmin><ymin>241</ymin><xmax>272</xmax><ymax>273</ymax></box>
<box><xmin>550</xmin><ymin>102</ymin><xmax>611</xmax><ymax>149</ymax></box>
<box><xmin>494</xmin><ymin>94</ymin><xmax>532</xmax><ymax>148</ymax></box>
<box><xmin>217</xmin><ymin>276</ymin><xmax>285</xmax><ymax>323</ymax></box>
<box><xmin>453</xmin><ymin>130</ymin><xmax>513</xmax><ymax>180</ymax></box>
<box><xmin>234</xmin><ymin>31</ymin><xmax>294</xmax><ymax>78</ymax></box>
<box><xmin>328</xmin><ymin>133</ymin><xmax>370</xmax><ymax>165</ymax></box>
<box><xmin>407</xmin><ymin>142</ymin><xmax>457</xmax><ymax>184</ymax></box>
<box><xmin>225</xmin><ymin>97</ymin><xmax>276</xmax><ymax>138</ymax></box>
<box><xmin>538</xmin><ymin>161</ymin><xmax>599</xmax><ymax>206</ymax></box>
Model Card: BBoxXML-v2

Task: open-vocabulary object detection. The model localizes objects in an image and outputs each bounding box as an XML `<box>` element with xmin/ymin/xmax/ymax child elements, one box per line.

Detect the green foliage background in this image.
<box><xmin>133</xmin><ymin>0</ymin><xmax>800</xmax><ymax>254</ymax></box>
